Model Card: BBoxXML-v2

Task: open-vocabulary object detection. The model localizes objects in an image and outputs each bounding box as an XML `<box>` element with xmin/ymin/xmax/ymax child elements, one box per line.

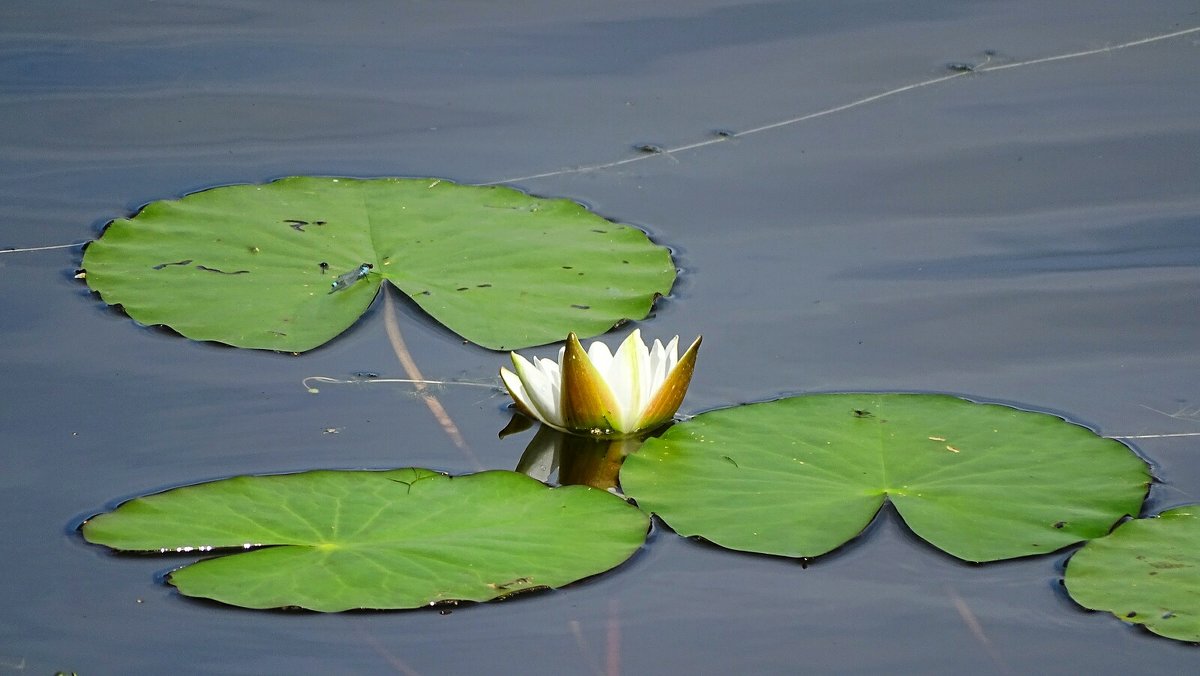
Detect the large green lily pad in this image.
<box><xmin>81</xmin><ymin>177</ymin><xmax>676</xmax><ymax>351</ymax></box>
<box><xmin>620</xmin><ymin>393</ymin><xmax>1149</xmax><ymax>562</ymax></box>
<box><xmin>83</xmin><ymin>468</ymin><xmax>649</xmax><ymax>611</ymax></box>
<box><xmin>1065</xmin><ymin>506</ymin><xmax>1200</xmax><ymax>642</ymax></box>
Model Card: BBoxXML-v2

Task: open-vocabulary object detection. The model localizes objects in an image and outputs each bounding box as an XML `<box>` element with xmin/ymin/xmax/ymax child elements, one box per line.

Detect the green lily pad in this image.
<box><xmin>82</xmin><ymin>468</ymin><xmax>648</xmax><ymax>611</ymax></box>
<box><xmin>620</xmin><ymin>393</ymin><xmax>1149</xmax><ymax>562</ymax></box>
<box><xmin>1065</xmin><ymin>506</ymin><xmax>1200</xmax><ymax>642</ymax></box>
<box><xmin>81</xmin><ymin>177</ymin><xmax>675</xmax><ymax>351</ymax></box>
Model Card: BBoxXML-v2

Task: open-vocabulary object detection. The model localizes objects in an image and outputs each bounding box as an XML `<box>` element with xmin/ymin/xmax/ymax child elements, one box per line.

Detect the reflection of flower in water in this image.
<box><xmin>514</xmin><ymin>424</ymin><xmax>647</xmax><ymax>492</ymax></box>
<box><xmin>500</xmin><ymin>330</ymin><xmax>701</xmax><ymax>438</ymax></box>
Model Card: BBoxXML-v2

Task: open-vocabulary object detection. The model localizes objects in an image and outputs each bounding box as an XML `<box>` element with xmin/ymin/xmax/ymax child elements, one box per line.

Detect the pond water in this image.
<box><xmin>2</xmin><ymin>1</ymin><xmax>1199</xmax><ymax>673</ymax></box>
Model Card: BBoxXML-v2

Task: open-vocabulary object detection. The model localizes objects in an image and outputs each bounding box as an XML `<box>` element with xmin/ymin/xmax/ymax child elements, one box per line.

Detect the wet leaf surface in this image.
<box><xmin>1066</xmin><ymin>506</ymin><xmax>1200</xmax><ymax>642</ymax></box>
<box><xmin>620</xmin><ymin>393</ymin><xmax>1149</xmax><ymax>562</ymax></box>
<box><xmin>82</xmin><ymin>177</ymin><xmax>675</xmax><ymax>351</ymax></box>
<box><xmin>83</xmin><ymin>469</ymin><xmax>649</xmax><ymax>611</ymax></box>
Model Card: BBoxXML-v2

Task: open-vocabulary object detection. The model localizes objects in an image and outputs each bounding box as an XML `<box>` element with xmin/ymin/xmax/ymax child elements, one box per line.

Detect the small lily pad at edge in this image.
<box><xmin>83</xmin><ymin>468</ymin><xmax>649</xmax><ymax>611</ymax></box>
<box><xmin>1065</xmin><ymin>506</ymin><xmax>1200</xmax><ymax>643</ymax></box>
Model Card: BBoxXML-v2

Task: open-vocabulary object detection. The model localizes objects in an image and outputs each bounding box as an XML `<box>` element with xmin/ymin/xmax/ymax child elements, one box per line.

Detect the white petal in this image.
<box><xmin>534</xmin><ymin>356</ymin><xmax>562</xmax><ymax>418</ymax></box>
<box><xmin>609</xmin><ymin>329</ymin><xmax>648</xmax><ymax>431</ymax></box>
<box><xmin>535</xmin><ymin>355</ymin><xmax>560</xmax><ymax>381</ymax></box>
<box><xmin>663</xmin><ymin>335</ymin><xmax>681</xmax><ymax>370</ymax></box>
<box><xmin>633</xmin><ymin>332</ymin><xmax>653</xmax><ymax>418</ymax></box>
<box><xmin>647</xmin><ymin>339</ymin><xmax>662</xmax><ymax>376</ymax></box>
<box><xmin>648</xmin><ymin>336</ymin><xmax>681</xmax><ymax>401</ymax></box>
<box><xmin>503</xmin><ymin>330</ymin><xmax>698</xmax><ymax>438</ymax></box>
<box><xmin>586</xmin><ymin>339</ymin><xmax>614</xmax><ymax>378</ymax></box>
<box><xmin>511</xmin><ymin>352</ymin><xmax>564</xmax><ymax>427</ymax></box>
<box><xmin>635</xmin><ymin>335</ymin><xmax>701</xmax><ymax>432</ymax></box>
<box><xmin>500</xmin><ymin>367</ymin><xmax>536</xmax><ymax>416</ymax></box>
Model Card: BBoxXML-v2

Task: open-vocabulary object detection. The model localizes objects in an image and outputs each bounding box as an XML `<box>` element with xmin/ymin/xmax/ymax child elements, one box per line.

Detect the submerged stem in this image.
<box><xmin>383</xmin><ymin>290</ymin><xmax>482</xmax><ymax>470</ymax></box>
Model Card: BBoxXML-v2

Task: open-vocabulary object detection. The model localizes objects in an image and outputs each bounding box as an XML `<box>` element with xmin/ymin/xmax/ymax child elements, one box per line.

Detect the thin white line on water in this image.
<box><xmin>302</xmin><ymin>375</ymin><xmax>500</xmax><ymax>393</ymax></box>
<box><xmin>978</xmin><ymin>25</ymin><xmax>1200</xmax><ymax>73</ymax></box>
<box><xmin>7</xmin><ymin>25</ymin><xmax>1199</xmax><ymax>251</ymax></box>
<box><xmin>0</xmin><ymin>241</ymin><xmax>85</xmax><ymax>255</ymax></box>
<box><xmin>486</xmin><ymin>25</ymin><xmax>1200</xmax><ymax>185</ymax></box>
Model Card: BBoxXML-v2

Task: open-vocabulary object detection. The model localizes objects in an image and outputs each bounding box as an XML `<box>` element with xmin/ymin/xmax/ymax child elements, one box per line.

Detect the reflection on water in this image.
<box><xmin>514</xmin><ymin>422</ymin><xmax>645</xmax><ymax>491</ymax></box>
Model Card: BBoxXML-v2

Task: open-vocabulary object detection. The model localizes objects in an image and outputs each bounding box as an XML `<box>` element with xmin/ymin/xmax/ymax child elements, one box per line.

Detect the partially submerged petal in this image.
<box><xmin>561</xmin><ymin>332</ymin><xmax>621</xmax><ymax>433</ymax></box>
<box><xmin>636</xmin><ymin>336</ymin><xmax>701</xmax><ymax>431</ymax></box>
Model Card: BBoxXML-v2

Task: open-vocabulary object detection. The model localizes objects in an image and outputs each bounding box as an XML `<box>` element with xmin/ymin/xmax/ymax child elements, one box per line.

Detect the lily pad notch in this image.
<box><xmin>619</xmin><ymin>393</ymin><xmax>1151</xmax><ymax>563</ymax></box>
<box><xmin>82</xmin><ymin>468</ymin><xmax>650</xmax><ymax>612</ymax></box>
<box><xmin>81</xmin><ymin>177</ymin><xmax>678</xmax><ymax>352</ymax></box>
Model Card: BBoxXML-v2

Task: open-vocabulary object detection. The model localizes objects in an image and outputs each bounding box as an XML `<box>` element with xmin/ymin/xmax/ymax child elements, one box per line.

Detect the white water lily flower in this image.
<box><xmin>500</xmin><ymin>330</ymin><xmax>702</xmax><ymax>438</ymax></box>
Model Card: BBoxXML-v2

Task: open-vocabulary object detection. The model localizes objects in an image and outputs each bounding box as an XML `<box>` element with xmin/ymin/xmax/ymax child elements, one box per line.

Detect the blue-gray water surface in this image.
<box><xmin>2</xmin><ymin>2</ymin><xmax>1198</xmax><ymax>673</ymax></box>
